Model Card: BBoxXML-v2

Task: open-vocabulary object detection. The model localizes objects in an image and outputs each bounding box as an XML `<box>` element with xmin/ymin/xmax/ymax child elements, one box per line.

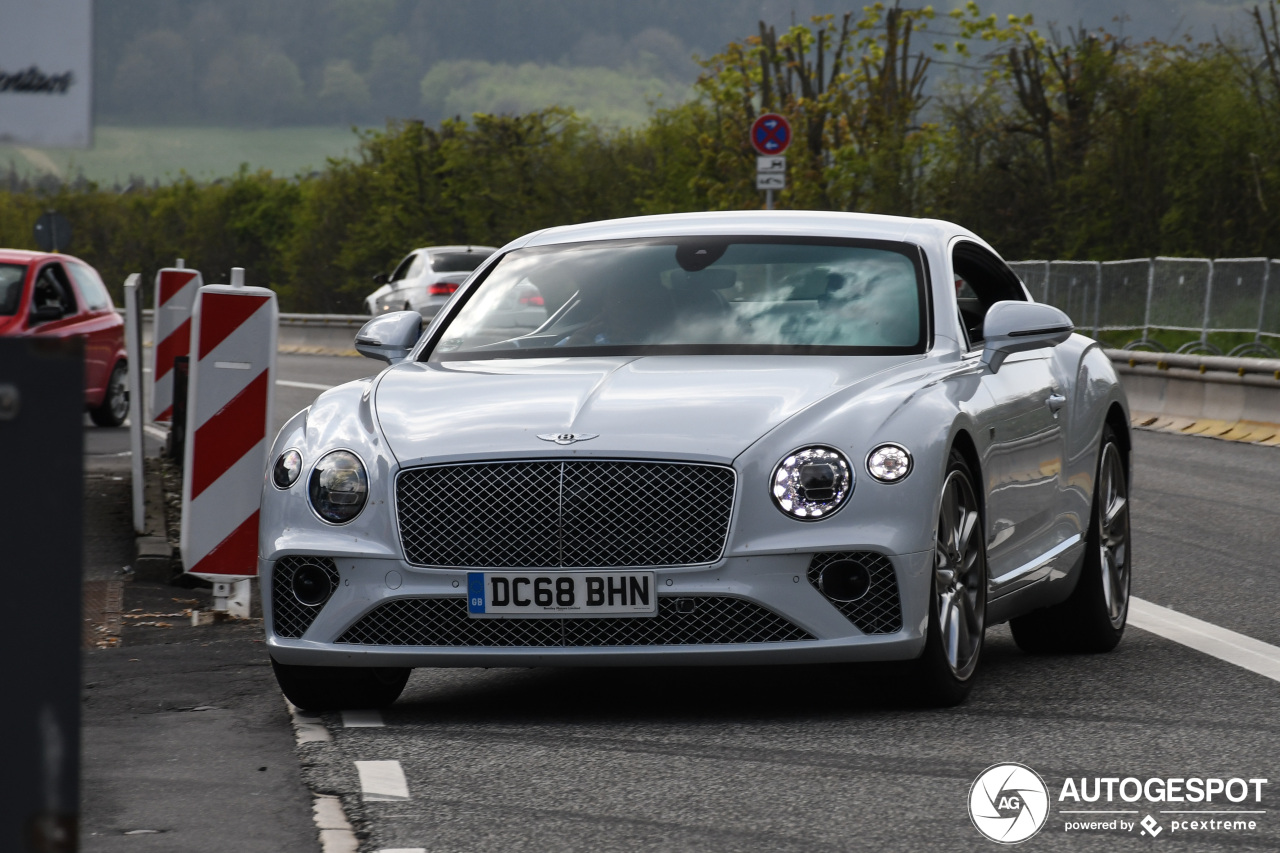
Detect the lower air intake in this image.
<box><xmin>335</xmin><ymin>596</ymin><xmax>813</xmax><ymax>647</ymax></box>
<box><xmin>271</xmin><ymin>556</ymin><xmax>341</xmax><ymax>639</ymax></box>
<box><xmin>807</xmin><ymin>552</ymin><xmax>902</xmax><ymax>634</ymax></box>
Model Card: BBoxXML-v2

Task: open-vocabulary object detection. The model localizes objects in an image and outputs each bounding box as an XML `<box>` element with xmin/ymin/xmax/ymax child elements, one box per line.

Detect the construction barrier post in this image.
<box><xmin>124</xmin><ymin>273</ymin><xmax>146</xmax><ymax>534</ymax></box>
<box><xmin>180</xmin><ymin>267</ymin><xmax>277</xmax><ymax>615</ymax></box>
<box><xmin>150</xmin><ymin>259</ymin><xmax>202</xmax><ymax>424</ymax></box>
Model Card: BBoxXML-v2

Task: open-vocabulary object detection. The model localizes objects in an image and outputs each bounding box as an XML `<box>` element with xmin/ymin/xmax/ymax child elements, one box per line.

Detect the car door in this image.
<box><xmin>384</xmin><ymin>252</ymin><xmax>423</xmax><ymax>311</ymax></box>
<box><xmin>26</xmin><ymin>261</ymin><xmax>103</xmax><ymax>403</ymax></box>
<box><xmin>952</xmin><ymin>240</ymin><xmax>1066</xmax><ymax>596</ymax></box>
<box><xmin>66</xmin><ymin>260</ymin><xmax>124</xmax><ymax>405</ymax></box>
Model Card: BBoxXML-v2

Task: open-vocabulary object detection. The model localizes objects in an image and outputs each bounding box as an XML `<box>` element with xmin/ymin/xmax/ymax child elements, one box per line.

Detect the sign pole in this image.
<box><xmin>750</xmin><ymin>113</ymin><xmax>791</xmax><ymax>209</ymax></box>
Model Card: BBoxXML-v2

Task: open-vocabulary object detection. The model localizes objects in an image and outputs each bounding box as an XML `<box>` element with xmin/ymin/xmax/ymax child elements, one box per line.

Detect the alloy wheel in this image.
<box><xmin>934</xmin><ymin>468</ymin><xmax>985</xmax><ymax>679</ymax></box>
<box><xmin>1096</xmin><ymin>442</ymin><xmax>1130</xmax><ymax>628</ymax></box>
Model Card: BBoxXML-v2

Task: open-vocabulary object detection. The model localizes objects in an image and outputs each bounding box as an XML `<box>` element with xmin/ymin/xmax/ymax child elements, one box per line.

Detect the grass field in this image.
<box><xmin>0</xmin><ymin>125</ymin><xmax>372</xmax><ymax>185</ymax></box>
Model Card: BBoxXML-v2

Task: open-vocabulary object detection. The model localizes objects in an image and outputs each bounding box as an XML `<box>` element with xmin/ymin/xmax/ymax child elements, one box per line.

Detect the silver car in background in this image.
<box><xmin>364</xmin><ymin>245</ymin><xmax>496</xmax><ymax>317</ymax></box>
<box><xmin>263</xmin><ymin>211</ymin><xmax>1132</xmax><ymax>710</ymax></box>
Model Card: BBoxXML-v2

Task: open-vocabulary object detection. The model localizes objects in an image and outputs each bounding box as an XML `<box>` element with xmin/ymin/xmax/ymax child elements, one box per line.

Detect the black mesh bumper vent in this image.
<box><xmin>270</xmin><ymin>556</ymin><xmax>341</xmax><ymax>639</ymax></box>
<box><xmin>395</xmin><ymin>460</ymin><xmax>735</xmax><ymax>568</ymax></box>
<box><xmin>335</xmin><ymin>596</ymin><xmax>813</xmax><ymax>647</ymax></box>
<box><xmin>807</xmin><ymin>552</ymin><xmax>902</xmax><ymax>634</ymax></box>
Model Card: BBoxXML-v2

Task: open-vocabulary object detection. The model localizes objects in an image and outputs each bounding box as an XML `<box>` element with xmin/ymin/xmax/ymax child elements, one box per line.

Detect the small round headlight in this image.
<box><xmin>770</xmin><ymin>446</ymin><xmax>853</xmax><ymax>520</ymax></box>
<box><xmin>272</xmin><ymin>449</ymin><xmax>303</xmax><ymax>489</ymax></box>
<box><xmin>308</xmin><ymin>450</ymin><xmax>368</xmax><ymax>524</ymax></box>
<box><xmin>867</xmin><ymin>443</ymin><xmax>913</xmax><ymax>483</ymax></box>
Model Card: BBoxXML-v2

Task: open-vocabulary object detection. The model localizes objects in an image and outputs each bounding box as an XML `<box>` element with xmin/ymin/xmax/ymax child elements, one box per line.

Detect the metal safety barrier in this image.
<box><xmin>1010</xmin><ymin>257</ymin><xmax>1279</xmax><ymax>357</ymax></box>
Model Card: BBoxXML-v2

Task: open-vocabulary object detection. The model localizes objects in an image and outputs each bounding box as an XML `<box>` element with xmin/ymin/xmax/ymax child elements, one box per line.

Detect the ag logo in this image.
<box><xmin>969</xmin><ymin>763</ymin><xmax>1050</xmax><ymax>844</ymax></box>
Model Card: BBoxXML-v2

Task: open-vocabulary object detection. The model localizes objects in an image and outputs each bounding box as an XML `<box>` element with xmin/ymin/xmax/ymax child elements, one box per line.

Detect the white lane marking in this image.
<box><xmin>284</xmin><ymin>699</ymin><xmax>332</xmax><ymax>744</ymax></box>
<box><xmin>379</xmin><ymin>849</ymin><xmax>427</xmax><ymax>853</ymax></box>
<box><xmin>356</xmin><ymin>760</ymin><xmax>410</xmax><ymax>802</ymax></box>
<box><xmin>278</xmin><ymin>379</ymin><xmax>334</xmax><ymax>391</ymax></box>
<box><xmin>1129</xmin><ymin>597</ymin><xmax>1280</xmax><ymax>683</ymax></box>
<box><xmin>314</xmin><ymin>793</ymin><xmax>359</xmax><ymax>853</ymax></box>
<box><xmin>341</xmin><ymin>709</ymin><xmax>385</xmax><ymax>728</ymax></box>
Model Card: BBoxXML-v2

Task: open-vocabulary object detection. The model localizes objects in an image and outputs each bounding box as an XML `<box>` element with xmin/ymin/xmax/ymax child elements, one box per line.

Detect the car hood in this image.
<box><xmin>374</xmin><ymin>355</ymin><xmax>916</xmax><ymax>465</ymax></box>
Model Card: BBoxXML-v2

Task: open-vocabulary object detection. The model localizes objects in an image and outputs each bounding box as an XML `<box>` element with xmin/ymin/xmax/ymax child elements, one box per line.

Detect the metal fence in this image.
<box><xmin>1009</xmin><ymin>257</ymin><xmax>1278</xmax><ymax>356</ymax></box>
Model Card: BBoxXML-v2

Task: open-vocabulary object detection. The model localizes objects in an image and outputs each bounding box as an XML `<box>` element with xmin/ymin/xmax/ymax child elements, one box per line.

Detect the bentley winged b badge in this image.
<box><xmin>537</xmin><ymin>432</ymin><xmax>599</xmax><ymax>446</ymax></box>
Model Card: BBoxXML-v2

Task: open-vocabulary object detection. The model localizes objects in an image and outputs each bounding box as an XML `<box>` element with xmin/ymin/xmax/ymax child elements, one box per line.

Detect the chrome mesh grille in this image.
<box><xmin>396</xmin><ymin>461</ymin><xmax>735</xmax><ymax>568</ymax></box>
<box><xmin>335</xmin><ymin>596</ymin><xmax>813</xmax><ymax>646</ymax></box>
<box><xmin>807</xmin><ymin>552</ymin><xmax>902</xmax><ymax>634</ymax></box>
<box><xmin>271</xmin><ymin>556</ymin><xmax>341</xmax><ymax>639</ymax></box>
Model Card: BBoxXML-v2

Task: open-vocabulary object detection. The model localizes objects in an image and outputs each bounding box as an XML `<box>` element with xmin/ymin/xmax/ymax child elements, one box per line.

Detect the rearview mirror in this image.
<box><xmin>372</xmin><ymin>272</ymin><xmax>388</xmax><ymax>285</ymax></box>
<box><xmin>981</xmin><ymin>301</ymin><xmax>1073</xmax><ymax>372</ymax></box>
<box><xmin>355</xmin><ymin>311</ymin><xmax>423</xmax><ymax>364</ymax></box>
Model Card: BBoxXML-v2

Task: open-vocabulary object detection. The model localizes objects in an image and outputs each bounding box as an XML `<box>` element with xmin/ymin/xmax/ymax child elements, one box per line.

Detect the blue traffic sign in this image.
<box><xmin>750</xmin><ymin>113</ymin><xmax>792</xmax><ymax>155</ymax></box>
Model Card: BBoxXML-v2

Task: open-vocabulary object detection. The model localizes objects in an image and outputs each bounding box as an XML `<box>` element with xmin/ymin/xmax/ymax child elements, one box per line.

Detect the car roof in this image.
<box><xmin>413</xmin><ymin>245</ymin><xmax>498</xmax><ymax>255</ymax></box>
<box><xmin>508</xmin><ymin>210</ymin><xmax>987</xmax><ymax>252</ymax></box>
<box><xmin>0</xmin><ymin>249</ymin><xmax>82</xmax><ymax>265</ymax></box>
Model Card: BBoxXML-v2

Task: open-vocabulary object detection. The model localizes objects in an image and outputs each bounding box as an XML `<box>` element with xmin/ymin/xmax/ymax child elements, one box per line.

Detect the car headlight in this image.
<box><xmin>866</xmin><ymin>443</ymin><xmax>913</xmax><ymax>483</ymax></box>
<box><xmin>770</xmin><ymin>446</ymin><xmax>853</xmax><ymax>520</ymax></box>
<box><xmin>272</xmin><ymin>449</ymin><xmax>303</xmax><ymax>489</ymax></box>
<box><xmin>308</xmin><ymin>450</ymin><xmax>368</xmax><ymax>524</ymax></box>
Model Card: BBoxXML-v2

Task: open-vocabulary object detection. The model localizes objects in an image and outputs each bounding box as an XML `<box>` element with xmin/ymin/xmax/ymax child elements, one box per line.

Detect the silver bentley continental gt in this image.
<box><xmin>261</xmin><ymin>211</ymin><xmax>1132</xmax><ymax>709</ymax></box>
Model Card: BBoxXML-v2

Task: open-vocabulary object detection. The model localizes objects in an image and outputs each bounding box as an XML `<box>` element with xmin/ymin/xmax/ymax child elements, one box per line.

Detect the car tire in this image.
<box><xmin>1010</xmin><ymin>425</ymin><xmax>1130</xmax><ymax>654</ymax></box>
<box><xmin>910</xmin><ymin>449</ymin><xmax>987</xmax><ymax>706</ymax></box>
<box><xmin>271</xmin><ymin>658</ymin><xmax>410</xmax><ymax>710</ymax></box>
<box><xmin>90</xmin><ymin>360</ymin><xmax>130</xmax><ymax>427</ymax></box>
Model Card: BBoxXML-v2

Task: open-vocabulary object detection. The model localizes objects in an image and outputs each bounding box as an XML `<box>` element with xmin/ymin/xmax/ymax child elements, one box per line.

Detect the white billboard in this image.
<box><xmin>0</xmin><ymin>0</ymin><xmax>93</xmax><ymax>149</ymax></box>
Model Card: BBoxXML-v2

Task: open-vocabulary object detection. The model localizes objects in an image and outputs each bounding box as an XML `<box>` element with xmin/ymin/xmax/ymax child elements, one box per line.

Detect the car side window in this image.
<box><xmin>951</xmin><ymin>241</ymin><xmax>1026</xmax><ymax>350</ymax></box>
<box><xmin>66</xmin><ymin>261</ymin><xmax>113</xmax><ymax>311</ymax></box>
<box><xmin>407</xmin><ymin>253</ymin><xmax>427</xmax><ymax>278</ymax></box>
<box><xmin>30</xmin><ymin>263</ymin><xmax>77</xmax><ymax>321</ymax></box>
<box><xmin>389</xmin><ymin>254</ymin><xmax>417</xmax><ymax>283</ymax></box>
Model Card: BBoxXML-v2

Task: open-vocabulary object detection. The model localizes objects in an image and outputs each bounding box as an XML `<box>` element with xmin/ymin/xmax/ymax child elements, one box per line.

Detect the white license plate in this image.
<box><xmin>466</xmin><ymin>571</ymin><xmax>656</xmax><ymax>618</ymax></box>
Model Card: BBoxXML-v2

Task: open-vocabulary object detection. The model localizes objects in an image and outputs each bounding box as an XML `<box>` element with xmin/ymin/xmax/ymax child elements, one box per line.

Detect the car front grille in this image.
<box><xmin>396</xmin><ymin>460</ymin><xmax>735</xmax><ymax>568</ymax></box>
<box><xmin>271</xmin><ymin>556</ymin><xmax>341</xmax><ymax>639</ymax></box>
<box><xmin>807</xmin><ymin>552</ymin><xmax>903</xmax><ymax>634</ymax></box>
<box><xmin>334</xmin><ymin>596</ymin><xmax>813</xmax><ymax>647</ymax></box>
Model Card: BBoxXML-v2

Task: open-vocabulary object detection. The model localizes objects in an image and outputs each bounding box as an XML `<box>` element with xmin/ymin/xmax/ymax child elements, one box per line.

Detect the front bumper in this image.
<box><xmin>263</xmin><ymin>551</ymin><xmax>932</xmax><ymax>668</ymax></box>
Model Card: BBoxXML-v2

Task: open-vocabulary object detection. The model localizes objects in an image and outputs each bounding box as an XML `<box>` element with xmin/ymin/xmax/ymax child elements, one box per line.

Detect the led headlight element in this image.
<box><xmin>272</xmin><ymin>449</ymin><xmax>303</xmax><ymax>489</ymax></box>
<box><xmin>867</xmin><ymin>443</ymin><xmax>913</xmax><ymax>483</ymax></box>
<box><xmin>308</xmin><ymin>450</ymin><xmax>369</xmax><ymax>524</ymax></box>
<box><xmin>771</xmin><ymin>446</ymin><xmax>853</xmax><ymax>520</ymax></box>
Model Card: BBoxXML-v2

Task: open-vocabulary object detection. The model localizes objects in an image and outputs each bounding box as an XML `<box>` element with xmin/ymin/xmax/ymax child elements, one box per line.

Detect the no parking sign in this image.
<box><xmin>750</xmin><ymin>113</ymin><xmax>792</xmax><ymax>155</ymax></box>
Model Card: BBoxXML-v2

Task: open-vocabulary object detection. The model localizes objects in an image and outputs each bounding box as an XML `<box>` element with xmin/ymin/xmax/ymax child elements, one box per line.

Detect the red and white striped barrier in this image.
<box><xmin>180</xmin><ymin>268</ymin><xmax>277</xmax><ymax>582</ymax></box>
<box><xmin>150</xmin><ymin>261</ymin><xmax>203</xmax><ymax>423</ymax></box>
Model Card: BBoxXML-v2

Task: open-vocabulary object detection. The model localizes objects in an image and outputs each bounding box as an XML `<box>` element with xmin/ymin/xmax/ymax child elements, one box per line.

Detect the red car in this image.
<box><xmin>0</xmin><ymin>249</ymin><xmax>130</xmax><ymax>426</ymax></box>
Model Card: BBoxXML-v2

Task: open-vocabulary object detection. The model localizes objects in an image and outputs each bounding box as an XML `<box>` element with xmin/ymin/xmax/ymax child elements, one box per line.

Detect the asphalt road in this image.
<box><xmin>89</xmin><ymin>352</ymin><xmax>1280</xmax><ymax>852</ymax></box>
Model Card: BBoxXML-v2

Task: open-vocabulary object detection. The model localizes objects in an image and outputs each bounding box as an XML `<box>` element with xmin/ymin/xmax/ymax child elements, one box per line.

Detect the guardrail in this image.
<box><xmin>1104</xmin><ymin>348</ymin><xmax>1280</xmax><ymax>426</ymax></box>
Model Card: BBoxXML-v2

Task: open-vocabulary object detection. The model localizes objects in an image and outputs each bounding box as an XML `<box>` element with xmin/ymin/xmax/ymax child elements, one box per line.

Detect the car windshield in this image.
<box><xmin>430</xmin><ymin>252</ymin><xmax>491</xmax><ymax>273</ymax></box>
<box><xmin>0</xmin><ymin>264</ymin><xmax>26</xmax><ymax>316</ymax></box>
<box><xmin>427</xmin><ymin>237</ymin><xmax>926</xmax><ymax>361</ymax></box>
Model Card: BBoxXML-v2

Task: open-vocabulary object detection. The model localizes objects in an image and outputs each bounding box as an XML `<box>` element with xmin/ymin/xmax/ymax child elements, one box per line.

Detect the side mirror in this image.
<box><xmin>981</xmin><ymin>301</ymin><xmax>1073</xmax><ymax>372</ymax></box>
<box><xmin>31</xmin><ymin>304</ymin><xmax>64</xmax><ymax>323</ymax></box>
<box><xmin>355</xmin><ymin>311</ymin><xmax>423</xmax><ymax>364</ymax></box>
<box><xmin>372</xmin><ymin>272</ymin><xmax>388</xmax><ymax>285</ymax></box>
